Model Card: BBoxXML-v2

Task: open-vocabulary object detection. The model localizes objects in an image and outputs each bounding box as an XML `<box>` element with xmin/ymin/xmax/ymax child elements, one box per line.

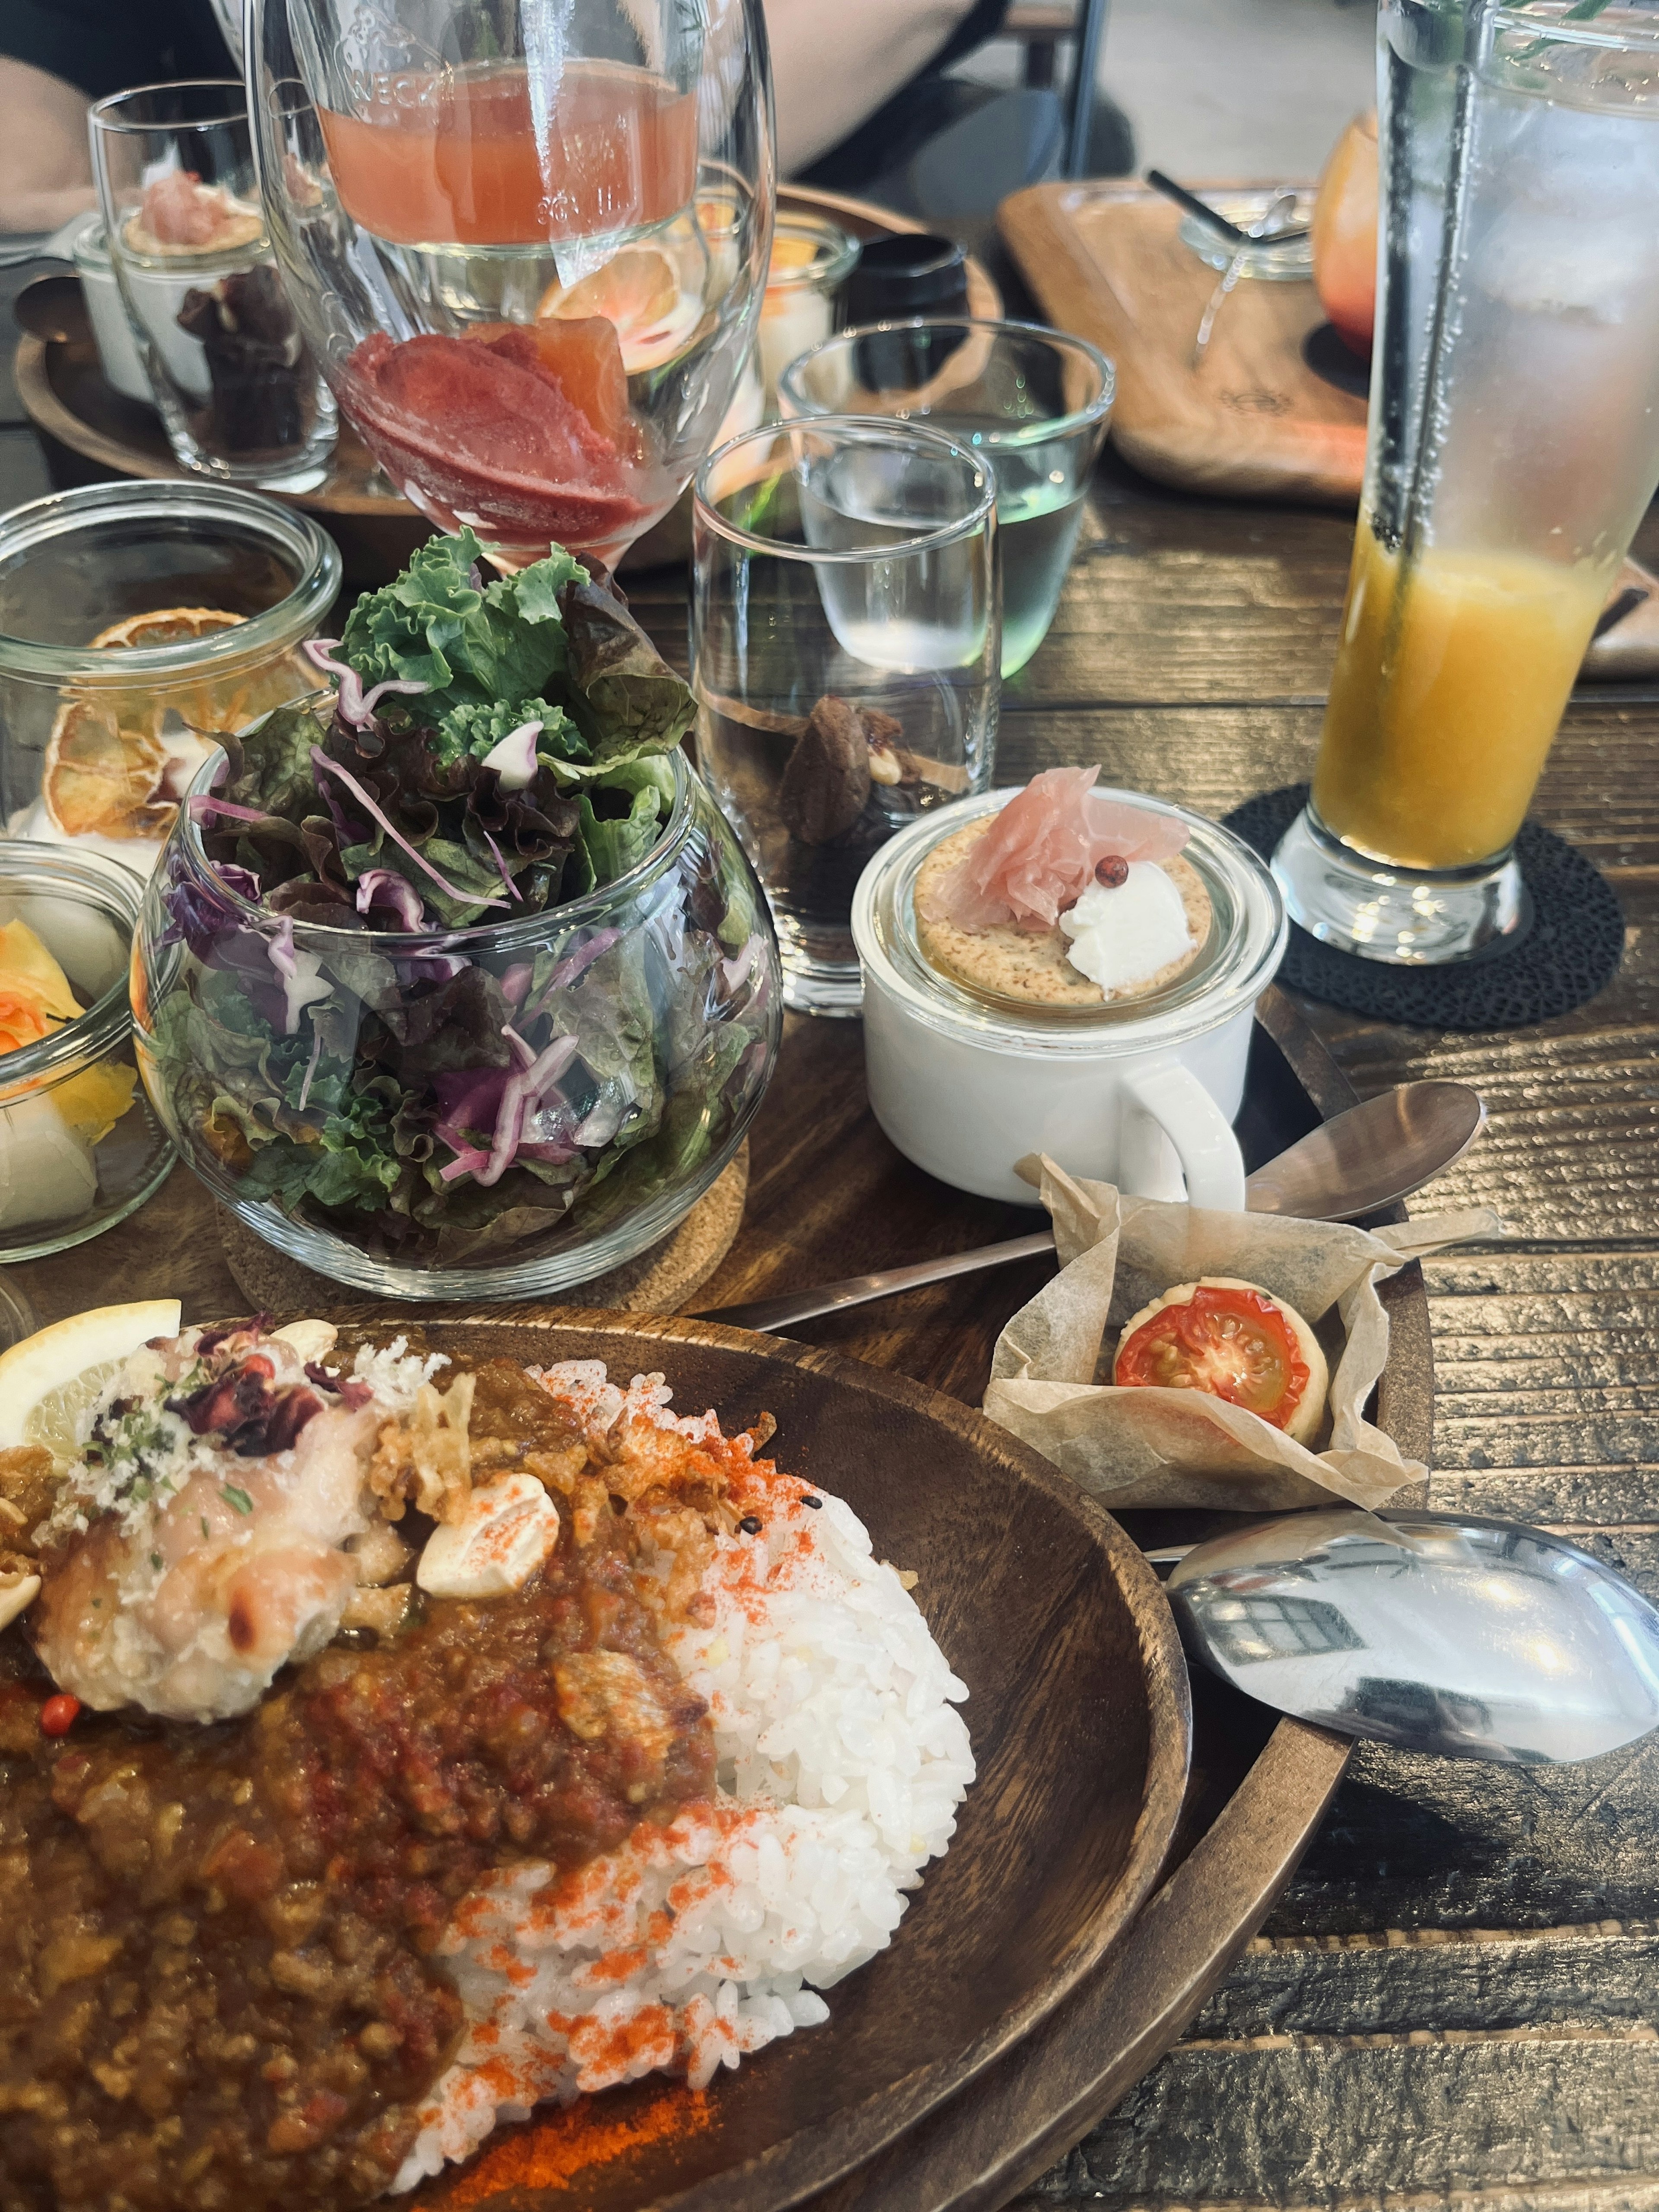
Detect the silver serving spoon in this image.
<box><xmin>700</xmin><ymin>1079</ymin><xmax>1484</xmax><ymax>1334</ymax></box>
<box><xmin>1159</xmin><ymin>1509</ymin><xmax>1659</xmax><ymax>1765</ymax></box>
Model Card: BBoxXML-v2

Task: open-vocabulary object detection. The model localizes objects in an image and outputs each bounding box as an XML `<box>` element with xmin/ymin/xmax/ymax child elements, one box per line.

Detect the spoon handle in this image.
<box><xmin>702</xmin><ymin>1230</ymin><xmax>1058</xmax><ymax>1333</ymax></box>
<box><xmin>701</xmin><ymin>1160</ymin><xmax>1300</xmax><ymax>1333</ymax></box>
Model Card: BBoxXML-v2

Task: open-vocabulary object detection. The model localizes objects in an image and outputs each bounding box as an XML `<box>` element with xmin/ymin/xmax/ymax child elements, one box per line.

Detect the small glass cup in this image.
<box><xmin>0</xmin><ymin>482</ymin><xmax>340</xmax><ymax>875</ymax></box>
<box><xmin>693</xmin><ymin>416</ymin><xmax>1000</xmax><ymax>1016</ymax></box>
<box><xmin>0</xmin><ymin>844</ymin><xmax>175</xmax><ymax>1260</ymax></box>
<box><xmin>1177</xmin><ymin>189</ymin><xmax>1315</xmax><ymax>280</ymax></box>
<box><xmin>756</xmin><ymin>213</ymin><xmax>861</xmax><ymax>415</ymax></box>
<box><xmin>89</xmin><ymin>80</ymin><xmax>336</xmax><ymax>489</ymax></box>
<box><xmin>779</xmin><ymin>319</ymin><xmax>1112</xmax><ymax>677</ymax></box>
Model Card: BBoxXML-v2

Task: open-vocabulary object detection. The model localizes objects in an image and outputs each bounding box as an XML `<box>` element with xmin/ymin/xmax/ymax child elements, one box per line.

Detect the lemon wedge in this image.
<box><xmin>0</xmin><ymin>1299</ymin><xmax>181</xmax><ymax>1467</ymax></box>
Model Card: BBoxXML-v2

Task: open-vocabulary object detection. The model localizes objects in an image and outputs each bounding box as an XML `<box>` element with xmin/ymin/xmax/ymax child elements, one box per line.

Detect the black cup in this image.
<box><xmin>843</xmin><ymin>235</ymin><xmax>971</xmax><ymax>389</ymax></box>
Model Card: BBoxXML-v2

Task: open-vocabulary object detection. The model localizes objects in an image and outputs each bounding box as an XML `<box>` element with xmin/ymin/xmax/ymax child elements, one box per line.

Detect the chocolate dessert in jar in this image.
<box><xmin>852</xmin><ymin>771</ymin><xmax>1287</xmax><ymax>1204</ymax></box>
<box><xmin>89</xmin><ymin>80</ymin><xmax>335</xmax><ymax>488</ymax></box>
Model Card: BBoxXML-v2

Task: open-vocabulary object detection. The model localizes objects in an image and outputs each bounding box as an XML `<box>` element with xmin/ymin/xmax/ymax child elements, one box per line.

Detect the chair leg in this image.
<box><xmin>1063</xmin><ymin>0</ymin><xmax>1112</xmax><ymax>177</ymax></box>
<box><xmin>1024</xmin><ymin>35</ymin><xmax>1058</xmax><ymax>88</ymax></box>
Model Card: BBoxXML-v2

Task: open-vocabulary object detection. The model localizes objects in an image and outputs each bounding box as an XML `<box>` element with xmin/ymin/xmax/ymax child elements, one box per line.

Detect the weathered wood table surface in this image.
<box><xmin>8</xmin><ymin>237</ymin><xmax>1659</xmax><ymax>2203</ymax></box>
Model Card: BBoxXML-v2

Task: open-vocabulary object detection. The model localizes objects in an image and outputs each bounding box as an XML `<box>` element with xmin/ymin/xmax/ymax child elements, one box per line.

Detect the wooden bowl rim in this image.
<box><xmin>338</xmin><ymin>1306</ymin><xmax>1192</xmax><ymax>2211</ymax></box>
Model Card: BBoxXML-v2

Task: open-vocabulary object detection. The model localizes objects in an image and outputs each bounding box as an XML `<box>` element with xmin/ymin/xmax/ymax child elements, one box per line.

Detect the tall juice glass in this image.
<box><xmin>1273</xmin><ymin>0</ymin><xmax>1659</xmax><ymax>964</ymax></box>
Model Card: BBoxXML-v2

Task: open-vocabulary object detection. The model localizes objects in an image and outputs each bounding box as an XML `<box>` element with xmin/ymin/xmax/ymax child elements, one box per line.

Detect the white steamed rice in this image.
<box><xmin>392</xmin><ymin>1361</ymin><xmax>976</xmax><ymax>2190</ymax></box>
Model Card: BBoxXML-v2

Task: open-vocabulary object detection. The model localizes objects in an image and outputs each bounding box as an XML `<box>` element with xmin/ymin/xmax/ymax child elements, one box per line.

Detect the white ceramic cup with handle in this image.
<box><xmin>851</xmin><ymin>788</ymin><xmax>1287</xmax><ymax>1208</ymax></box>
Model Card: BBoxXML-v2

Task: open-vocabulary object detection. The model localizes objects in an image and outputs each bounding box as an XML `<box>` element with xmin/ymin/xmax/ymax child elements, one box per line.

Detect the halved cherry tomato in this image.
<box><xmin>1114</xmin><ymin>1281</ymin><xmax>1310</xmax><ymax>1431</ymax></box>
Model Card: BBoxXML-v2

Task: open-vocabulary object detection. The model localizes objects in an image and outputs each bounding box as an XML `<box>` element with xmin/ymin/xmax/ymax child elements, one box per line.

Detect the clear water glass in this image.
<box><xmin>1272</xmin><ymin>0</ymin><xmax>1659</xmax><ymax>965</ymax></box>
<box><xmin>693</xmin><ymin>416</ymin><xmax>999</xmax><ymax>1016</ymax></box>
<box><xmin>778</xmin><ymin>319</ymin><xmax>1112</xmax><ymax>677</ymax></box>
<box><xmin>89</xmin><ymin>81</ymin><xmax>336</xmax><ymax>489</ymax></box>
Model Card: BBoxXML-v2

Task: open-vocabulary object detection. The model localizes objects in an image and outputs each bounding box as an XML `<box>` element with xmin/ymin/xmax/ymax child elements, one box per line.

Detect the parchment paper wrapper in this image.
<box><xmin>983</xmin><ymin>1157</ymin><xmax>1502</xmax><ymax>1513</ymax></box>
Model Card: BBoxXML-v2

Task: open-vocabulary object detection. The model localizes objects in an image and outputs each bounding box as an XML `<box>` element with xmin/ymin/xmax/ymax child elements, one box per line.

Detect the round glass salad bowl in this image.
<box><xmin>131</xmin><ymin>745</ymin><xmax>782</xmax><ymax>1299</ymax></box>
<box><xmin>247</xmin><ymin>0</ymin><xmax>775</xmax><ymax>572</ymax></box>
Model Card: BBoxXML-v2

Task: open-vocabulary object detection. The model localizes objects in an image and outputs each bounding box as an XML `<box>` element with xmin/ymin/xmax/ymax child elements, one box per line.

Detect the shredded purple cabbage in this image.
<box><xmin>355</xmin><ymin>868</ymin><xmax>428</xmax><ymax>930</ymax></box>
<box><xmin>311</xmin><ymin>748</ymin><xmax>507</xmax><ymax>911</ymax></box>
<box><xmin>304</xmin><ymin>637</ymin><xmax>430</xmax><ymax>729</ymax></box>
<box><xmin>479</xmin><ymin>719</ymin><xmax>543</xmax><ymax>791</ymax></box>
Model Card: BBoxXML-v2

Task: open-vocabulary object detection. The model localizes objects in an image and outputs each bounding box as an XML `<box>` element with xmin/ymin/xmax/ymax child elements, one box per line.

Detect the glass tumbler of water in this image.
<box><xmin>778</xmin><ymin>319</ymin><xmax>1112</xmax><ymax>677</ymax></box>
<box><xmin>89</xmin><ymin>81</ymin><xmax>335</xmax><ymax>490</ymax></box>
<box><xmin>693</xmin><ymin>416</ymin><xmax>999</xmax><ymax>1015</ymax></box>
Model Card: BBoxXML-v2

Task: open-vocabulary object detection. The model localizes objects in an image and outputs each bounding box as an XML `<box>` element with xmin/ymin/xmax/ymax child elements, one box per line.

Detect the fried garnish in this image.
<box><xmin>347</xmin><ymin>1524</ymin><xmax>410</xmax><ymax>1588</ymax></box>
<box><xmin>368</xmin><ymin>1372</ymin><xmax>476</xmax><ymax>1525</ymax></box>
<box><xmin>629</xmin><ymin>1501</ymin><xmax>715</xmax><ymax>1622</ymax></box>
<box><xmin>569</xmin><ymin>1475</ymin><xmax>613</xmax><ymax>1551</ymax></box>
<box><xmin>553</xmin><ymin>1649</ymin><xmax>675</xmax><ymax>1770</ymax></box>
<box><xmin>591</xmin><ymin>1415</ymin><xmax>732</xmax><ymax>1510</ymax></box>
<box><xmin>0</xmin><ymin>1446</ymin><xmax>57</xmax><ymax>1553</ymax></box>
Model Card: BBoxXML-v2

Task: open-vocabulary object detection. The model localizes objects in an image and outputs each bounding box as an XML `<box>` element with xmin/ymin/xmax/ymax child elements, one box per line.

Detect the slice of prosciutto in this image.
<box><xmin>922</xmin><ymin>767</ymin><xmax>1190</xmax><ymax>931</ymax></box>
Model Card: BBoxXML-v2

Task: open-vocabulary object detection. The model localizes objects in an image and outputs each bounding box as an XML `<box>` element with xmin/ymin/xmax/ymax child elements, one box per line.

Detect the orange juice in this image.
<box><xmin>319</xmin><ymin>60</ymin><xmax>697</xmax><ymax>248</ymax></box>
<box><xmin>1312</xmin><ymin>524</ymin><xmax>1609</xmax><ymax>870</ymax></box>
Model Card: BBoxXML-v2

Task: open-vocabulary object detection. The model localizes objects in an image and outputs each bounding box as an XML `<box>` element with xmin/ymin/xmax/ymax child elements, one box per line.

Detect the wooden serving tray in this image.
<box><xmin>998</xmin><ymin>179</ymin><xmax>1367</xmax><ymax>507</ymax></box>
<box><xmin>11</xmin><ymin>185</ymin><xmax>1001</xmax><ymax>581</ymax></box>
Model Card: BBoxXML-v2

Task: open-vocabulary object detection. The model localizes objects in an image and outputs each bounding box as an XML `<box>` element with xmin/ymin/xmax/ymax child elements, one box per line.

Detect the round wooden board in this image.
<box><xmin>11</xmin><ymin>184</ymin><xmax>1003</xmax><ymax>581</ymax></box>
<box><xmin>218</xmin><ymin>1142</ymin><xmax>750</xmax><ymax>1318</ymax></box>
<box><xmin>302</xmin><ymin>1311</ymin><xmax>1191</xmax><ymax>2212</ymax></box>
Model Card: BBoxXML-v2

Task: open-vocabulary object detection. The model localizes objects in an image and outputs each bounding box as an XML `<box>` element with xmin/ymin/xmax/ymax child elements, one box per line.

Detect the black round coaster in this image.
<box><xmin>1223</xmin><ymin>786</ymin><xmax>1626</xmax><ymax>1031</ymax></box>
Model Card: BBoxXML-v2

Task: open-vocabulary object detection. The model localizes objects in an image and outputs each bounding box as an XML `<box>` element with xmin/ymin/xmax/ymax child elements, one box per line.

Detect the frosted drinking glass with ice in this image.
<box><xmin>1273</xmin><ymin>0</ymin><xmax>1659</xmax><ymax>964</ymax></box>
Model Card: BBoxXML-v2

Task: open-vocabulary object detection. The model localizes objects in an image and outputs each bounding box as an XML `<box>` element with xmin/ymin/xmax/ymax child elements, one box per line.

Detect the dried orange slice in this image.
<box><xmin>536</xmin><ymin>243</ymin><xmax>704</xmax><ymax>372</ymax></box>
<box><xmin>42</xmin><ymin>608</ymin><xmax>311</xmax><ymax>843</ymax></box>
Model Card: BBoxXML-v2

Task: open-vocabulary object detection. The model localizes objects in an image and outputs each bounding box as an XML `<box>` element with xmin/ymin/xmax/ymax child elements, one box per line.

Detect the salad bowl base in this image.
<box><xmin>216</xmin><ymin>1141</ymin><xmax>749</xmax><ymax>1319</ymax></box>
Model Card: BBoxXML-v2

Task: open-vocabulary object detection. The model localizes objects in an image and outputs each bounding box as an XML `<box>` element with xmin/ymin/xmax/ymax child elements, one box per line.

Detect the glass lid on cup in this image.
<box><xmin>854</xmin><ymin>778</ymin><xmax>1287</xmax><ymax>1055</ymax></box>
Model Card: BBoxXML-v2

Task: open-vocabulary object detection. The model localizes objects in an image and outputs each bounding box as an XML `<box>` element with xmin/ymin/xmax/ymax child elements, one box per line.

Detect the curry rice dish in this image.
<box><xmin>0</xmin><ymin>1318</ymin><xmax>974</xmax><ymax>2209</ymax></box>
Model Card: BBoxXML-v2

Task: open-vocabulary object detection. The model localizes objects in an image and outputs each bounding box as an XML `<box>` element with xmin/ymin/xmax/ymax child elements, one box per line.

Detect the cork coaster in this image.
<box><xmin>217</xmin><ymin>1142</ymin><xmax>749</xmax><ymax>1319</ymax></box>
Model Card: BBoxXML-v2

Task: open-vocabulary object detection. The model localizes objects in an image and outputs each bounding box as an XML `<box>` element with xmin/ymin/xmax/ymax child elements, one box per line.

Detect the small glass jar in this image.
<box><xmin>757</xmin><ymin>213</ymin><xmax>862</xmax><ymax>414</ymax></box>
<box><xmin>0</xmin><ymin>843</ymin><xmax>176</xmax><ymax>1259</ymax></box>
<box><xmin>852</xmin><ymin>790</ymin><xmax>1287</xmax><ymax>1207</ymax></box>
<box><xmin>0</xmin><ymin>481</ymin><xmax>340</xmax><ymax>874</ymax></box>
<box><xmin>1177</xmin><ymin>189</ymin><xmax>1315</xmax><ymax>280</ymax></box>
<box><xmin>133</xmin><ymin>743</ymin><xmax>782</xmax><ymax>1300</ymax></box>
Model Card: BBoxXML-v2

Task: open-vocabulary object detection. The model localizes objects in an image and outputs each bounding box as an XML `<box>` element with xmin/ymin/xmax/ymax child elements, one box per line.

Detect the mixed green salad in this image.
<box><xmin>144</xmin><ymin>531</ymin><xmax>775</xmax><ymax>1269</ymax></box>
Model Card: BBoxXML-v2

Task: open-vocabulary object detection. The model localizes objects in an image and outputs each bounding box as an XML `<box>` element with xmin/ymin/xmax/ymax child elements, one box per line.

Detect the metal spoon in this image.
<box><xmin>699</xmin><ymin>1079</ymin><xmax>1484</xmax><ymax>1334</ymax></box>
<box><xmin>1160</xmin><ymin>1509</ymin><xmax>1659</xmax><ymax>1765</ymax></box>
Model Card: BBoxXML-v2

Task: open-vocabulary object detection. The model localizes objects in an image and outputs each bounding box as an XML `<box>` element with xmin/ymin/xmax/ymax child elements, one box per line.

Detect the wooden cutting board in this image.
<box><xmin>998</xmin><ymin>180</ymin><xmax>1367</xmax><ymax>507</ymax></box>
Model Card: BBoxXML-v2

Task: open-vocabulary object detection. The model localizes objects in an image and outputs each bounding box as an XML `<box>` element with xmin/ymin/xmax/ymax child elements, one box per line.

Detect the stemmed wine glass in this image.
<box><xmin>245</xmin><ymin>0</ymin><xmax>774</xmax><ymax>570</ymax></box>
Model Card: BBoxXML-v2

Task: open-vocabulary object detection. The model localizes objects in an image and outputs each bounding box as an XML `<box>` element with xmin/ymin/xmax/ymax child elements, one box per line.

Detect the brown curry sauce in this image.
<box><xmin>0</xmin><ymin>1360</ymin><xmax>718</xmax><ymax>2212</ymax></box>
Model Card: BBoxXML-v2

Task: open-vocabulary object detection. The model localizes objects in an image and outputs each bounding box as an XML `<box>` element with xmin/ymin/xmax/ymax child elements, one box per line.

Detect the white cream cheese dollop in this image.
<box><xmin>417</xmin><ymin>1472</ymin><xmax>560</xmax><ymax>1601</ymax></box>
<box><xmin>1060</xmin><ymin>862</ymin><xmax>1194</xmax><ymax>994</ymax></box>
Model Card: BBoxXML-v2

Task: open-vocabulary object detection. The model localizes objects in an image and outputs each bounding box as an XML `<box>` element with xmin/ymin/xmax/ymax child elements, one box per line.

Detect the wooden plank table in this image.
<box><xmin>8</xmin><ymin>300</ymin><xmax>1659</xmax><ymax>2205</ymax></box>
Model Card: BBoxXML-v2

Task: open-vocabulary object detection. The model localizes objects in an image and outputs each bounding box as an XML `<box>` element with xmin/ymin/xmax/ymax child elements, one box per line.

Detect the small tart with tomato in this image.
<box><xmin>1112</xmin><ymin>1276</ymin><xmax>1328</xmax><ymax>1445</ymax></box>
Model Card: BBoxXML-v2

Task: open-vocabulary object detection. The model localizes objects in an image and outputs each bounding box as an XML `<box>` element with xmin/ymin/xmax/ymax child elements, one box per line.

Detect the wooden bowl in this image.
<box><xmin>333</xmin><ymin>1311</ymin><xmax>1192</xmax><ymax>2212</ymax></box>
